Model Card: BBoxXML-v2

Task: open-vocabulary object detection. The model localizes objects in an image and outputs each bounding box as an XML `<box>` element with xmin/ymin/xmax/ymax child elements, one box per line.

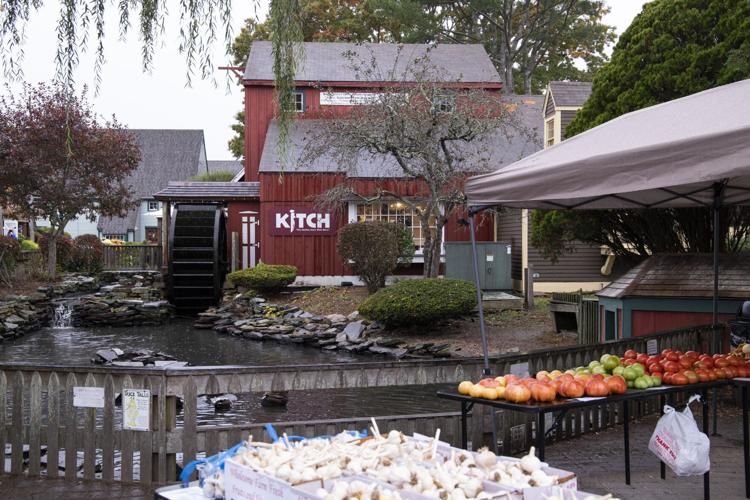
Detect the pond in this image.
<box><xmin>0</xmin><ymin>321</ymin><xmax>453</xmax><ymax>426</ymax></box>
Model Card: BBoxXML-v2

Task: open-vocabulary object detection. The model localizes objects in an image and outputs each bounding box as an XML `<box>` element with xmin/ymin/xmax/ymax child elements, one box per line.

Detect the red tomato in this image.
<box><xmin>696</xmin><ymin>370</ymin><xmax>710</xmax><ymax>383</ymax></box>
<box><xmin>624</xmin><ymin>349</ymin><xmax>638</xmax><ymax>360</ymax></box>
<box><xmin>665</xmin><ymin>361</ymin><xmax>681</xmax><ymax>373</ymax></box>
<box><xmin>667</xmin><ymin>352</ymin><xmax>680</xmax><ymax>362</ymax></box>
<box><xmin>686</xmin><ymin>351</ymin><xmax>700</xmax><ymax>360</ymax></box>
<box><xmin>585</xmin><ymin>379</ymin><xmax>610</xmax><ymax>397</ymax></box>
<box><xmin>647</xmin><ymin>355</ymin><xmax>661</xmax><ymax>366</ymax></box>
<box><xmin>648</xmin><ymin>363</ymin><xmax>663</xmax><ymax>373</ymax></box>
<box><xmin>678</xmin><ymin>356</ymin><xmax>693</xmax><ymax>369</ymax></box>
<box><xmin>636</xmin><ymin>353</ymin><xmax>649</xmax><ymax>365</ymax></box>
<box><xmin>661</xmin><ymin>348</ymin><xmax>673</xmax><ymax>357</ymax></box>
<box><xmin>662</xmin><ymin>372</ymin><xmax>674</xmax><ymax>384</ymax></box>
<box><xmin>715</xmin><ymin>358</ymin><xmax>729</xmax><ymax>368</ymax></box>
<box><xmin>606</xmin><ymin>375</ymin><xmax>628</xmax><ymax>395</ymax></box>
<box><xmin>623</xmin><ymin>359</ymin><xmax>637</xmax><ymax>367</ymax></box>
<box><xmin>683</xmin><ymin>370</ymin><xmax>698</xmax><ymax>384</ymax></box>
<box><xmin>671</xmin><ymin>373</ymin><xmax>689</xmax><ymax>385</ymax></box>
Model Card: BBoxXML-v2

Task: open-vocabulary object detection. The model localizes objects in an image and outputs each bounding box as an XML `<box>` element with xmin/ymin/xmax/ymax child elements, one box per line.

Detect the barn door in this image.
<box><xmin>240</xmin><ymin>211</ymin><xmax>259</xmax><ymax>269</ymax></box>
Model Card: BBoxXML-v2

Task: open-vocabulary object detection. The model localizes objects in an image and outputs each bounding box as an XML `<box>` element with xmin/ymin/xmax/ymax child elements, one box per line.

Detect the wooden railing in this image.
<box><xmin>102</xmin><ymin>245</ymin><xmax>162</xmax><ymax>271</ymax></box>
<box><xmin>0</xmin><ymin>324</ymin><xmax>712</xmax><ymax>484</ymax></box>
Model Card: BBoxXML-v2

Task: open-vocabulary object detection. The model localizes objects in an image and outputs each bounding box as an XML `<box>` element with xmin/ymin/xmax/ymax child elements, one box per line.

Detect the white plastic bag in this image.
<box><xmin>648</xmin><ymin>394</ymin><xmax>710</xmax><ymax>476</ymax></box>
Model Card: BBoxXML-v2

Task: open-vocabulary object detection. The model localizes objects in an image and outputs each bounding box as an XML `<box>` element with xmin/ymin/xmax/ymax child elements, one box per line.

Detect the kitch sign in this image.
<box><xmin>270</xmin><ymin>207</ymin><xmax>336</xmax><ymax>236</ymax></box>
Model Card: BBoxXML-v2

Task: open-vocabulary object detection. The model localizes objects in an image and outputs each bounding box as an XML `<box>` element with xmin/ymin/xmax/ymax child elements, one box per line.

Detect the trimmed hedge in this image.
<box><xmin>227</xmin><ymin>263</ymin><xmax>298</xmax><ymax>292</ymax></box>
<box><xmin>358</xmin><ymin>278</ymin><xmax>477</xmax><ymax>326</ymax></box>
<box><xmin>20</xmin><ymin>239</ymin><xmax>39</xmax><ymax>251</ymax></box>
<box><xmin>70</xmin><ymin>234</ymin><xmax>104</xmax><ymax>273</ymax></box>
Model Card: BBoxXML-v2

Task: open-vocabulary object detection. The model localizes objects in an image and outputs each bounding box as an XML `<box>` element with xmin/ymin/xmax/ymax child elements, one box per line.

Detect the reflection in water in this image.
<box><xmin>0</xmin><ymin>321</ymin><xmax>454</xmax><ymax>425</ymax></box>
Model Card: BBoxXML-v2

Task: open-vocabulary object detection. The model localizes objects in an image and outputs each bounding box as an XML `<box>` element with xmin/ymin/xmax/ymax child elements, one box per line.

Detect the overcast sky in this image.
<box><xmin>1</xmin><ymin>1</ymin><xmax>650</xmax><ymax>162</ymax></box>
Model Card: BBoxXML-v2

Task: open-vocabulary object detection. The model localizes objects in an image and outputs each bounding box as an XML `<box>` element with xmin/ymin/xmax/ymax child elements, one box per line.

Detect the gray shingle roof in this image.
<box><xmin>597</xmin><ymin>253</ymin><xmax>750</xmax><ymax>300</ymax></box>
<box><xmin>154</xmin><ymin>181</ymin><xmax>260</xmax><ymax>201</ymax></box>
<box><xmin>207</xmin><ymin>160</ymin><xmax>243</xmax><ymax>175</ymax></box>
<box><xmin>98</xmin><ymin>129</ymin><xmax>207</xmax><ymax>234</ymax></box>
<box><xmin>548</xmin><ymin>81</ymin><xmax>592</xmax><ymax>108</ymax></box>
<box><xmin>244</xmin><ymin>41</ymin><xmax>502</xmax><ymax>84</ymax></box>
<box><xmin>258</xmin><ymin>95</ymin><xmax>543</xmax><ymax>177</ymax></box>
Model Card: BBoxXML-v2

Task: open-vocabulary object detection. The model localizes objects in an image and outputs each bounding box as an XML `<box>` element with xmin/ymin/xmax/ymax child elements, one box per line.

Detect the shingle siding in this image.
<box><xmin>544</xmin><ymin>94</ymin><xmax>555</xmax><ymax>118</ymax></box>
<box><xmin>496</xmin><ymin>208</ymin><xmax>522</xmax><ymax>281</ymax></box>
<box><xmin>528</xmin><ymin>242</ymin><xmax>606</xmax><ymax>283</ymax></box>
<box><xmin>560</xmin><ymin>110</ymin><xmax>578</xmax><ymax>139</ymax></box>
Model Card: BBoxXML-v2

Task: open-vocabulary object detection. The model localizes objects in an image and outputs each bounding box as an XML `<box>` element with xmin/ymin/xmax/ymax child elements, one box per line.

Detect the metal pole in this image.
<box><xmin>712</xmin><ymin>182</ymin><xmax>724</xmax><ymax>436</ymax></box>
<box><xmin>469</xmin><ymin>213</ymin><xmax>499</xmax><ymax>453</ymax></box>
<box><xmin>469</xmin><ymin>214</ymin><xmax>491</xmax><ymax>374</ymax></box>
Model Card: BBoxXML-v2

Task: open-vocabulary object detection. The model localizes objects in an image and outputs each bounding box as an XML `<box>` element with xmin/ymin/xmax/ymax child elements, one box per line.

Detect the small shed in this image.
<box><xmin>596</xmin><ymin>254</ymin><xmax>750</xmax><ymax>340</ymax></box>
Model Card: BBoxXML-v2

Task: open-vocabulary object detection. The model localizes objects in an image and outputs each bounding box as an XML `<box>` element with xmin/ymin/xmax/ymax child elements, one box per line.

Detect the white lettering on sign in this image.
<box><xmin>73</xmin><ymin>387</ymin><xmax>105</xmax><ymax>408</ymax></box>
<box><xmin>320</xmin><ymin>91</ymin><xmax>381</xmax><ymax>106</ymax></box>
<box><xmin>274</xmin><ymin>210</ymin><xmax>331</xmax><ymax>233</ymax></box>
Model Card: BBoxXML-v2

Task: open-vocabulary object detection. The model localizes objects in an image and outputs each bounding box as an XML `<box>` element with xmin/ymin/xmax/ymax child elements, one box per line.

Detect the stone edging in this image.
<box><xmin>194</xmin><ymin>292</ymin><xmax>454</xmax><ymax>359</ymax></box>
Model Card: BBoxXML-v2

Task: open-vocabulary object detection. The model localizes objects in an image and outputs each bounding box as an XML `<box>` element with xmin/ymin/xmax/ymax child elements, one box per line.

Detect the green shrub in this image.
<box><xmin>70</xmin><ymin>234</ymin><xmax>104</xmax><ymax>273</ymax></box>
<box><xmin>20</xmin><ymin>239</ymin><xmax>39</xmax><ymax>251</ymax></box>
<box><xmin>337</xmin><ymin>222</ymin><xmax>400</xmax><ymax>293</ymax></box>
<box><xmin>227</xmin><ymin>262</ymin><xmax>298</xmax><ymax>292</ymax></box>
<box><xmin>359</xmin><ymin>278</ymin><xmax>477</xmax><ymax>326</ymax></box>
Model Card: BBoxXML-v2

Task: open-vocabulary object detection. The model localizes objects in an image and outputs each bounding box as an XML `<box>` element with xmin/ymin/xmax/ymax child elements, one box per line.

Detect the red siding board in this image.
<box><xmin>631</xmin><ymin>310</ymin><xmax>735</xmax><ymax>337</ymax></box>
<box><xmin>258</xmin><ymin>173</ymin><xmax>493</xmax><ymax>276</ymax></box>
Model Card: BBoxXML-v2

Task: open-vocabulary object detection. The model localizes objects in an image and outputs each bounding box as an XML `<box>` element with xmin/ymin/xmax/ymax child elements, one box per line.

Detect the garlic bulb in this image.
<box><xmin>520</xmin><ymin>447</ymin><xmax>542</xmax><ymax>473</ymax></box>
<box><xmin>475</xmin><ymin>447</ymin><xmax>497</xmax><ymax>470</ymax></box>
<box><xmin>530</xmin><ymin>468</ymin><xmax>557</xmax><ymax>487</ymax></box>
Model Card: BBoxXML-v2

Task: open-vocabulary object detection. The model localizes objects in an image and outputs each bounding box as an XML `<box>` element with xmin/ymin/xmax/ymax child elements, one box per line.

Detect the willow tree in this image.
<box><xmin>0</xmin><ymin>0</ymin><xmax>304</xmax><ymax>164</ymax></box>
<box><xmin>306</xmin><ymin>49</ymin><xmax>533</xmax><ymax>277</ymax></box>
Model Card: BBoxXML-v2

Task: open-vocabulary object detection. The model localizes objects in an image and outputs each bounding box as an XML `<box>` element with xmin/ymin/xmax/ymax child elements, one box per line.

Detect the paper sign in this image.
<box><xmin>647</xmin><ymin>339</ymin><xmax>658</xmax><ymax>355</ymax></box>
<box><xmin>225</xmin><ymin>460</ymin><xmax>319</xmax><ymax>500</ymax></box>
<box><xmin>486</xmin><ymin>254</ymin><xmax>494</xmax><ymax>262</ymax></box>
<box><xmin>506</xmin><ymin>246</ymin><xmax>511</xmax><ymax>255</ymax></box>
<box><xmin>646</xmin><ymin>386</ymin><xmax>670</xmax><ymax>391</ymax></box>
<box><xmin>73</xmin><ymin>387</ymin><xmax>104</xmax><ymax>408</ymax></box>
<box><xmin>122</xmin><ymin>389</ymin><xmax>151</xmax><ymax>431</ymax></box>
<box><xmin>320</xmin><ymin>91</ymin><xmax>381</xmax><ymax>106</ymax></box>
<box><xmin>510</xmin><ymin>362</ymin><xmax>529</xmax><ymax>378</ymax></box>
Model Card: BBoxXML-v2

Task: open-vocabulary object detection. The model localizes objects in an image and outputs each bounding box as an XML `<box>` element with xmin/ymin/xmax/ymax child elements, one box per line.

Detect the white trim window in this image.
<box><xmin>147</xmin><ymin>201</ymin><xmax>160</xmax><ymax>212</ymax></box>
<box><xmin>348</xmin><ymin>202</ymin><xmax>445</xmax><ymax>258</ymax></box>
<box><xmin>293</xmin><ymin>90</ymin><xmax>305</xmax><ymax>112</ymax></box>
<box><xmin>545</xmin><ymin>118</ymin><xmax>555</xmax><ymax>148</ymax></box>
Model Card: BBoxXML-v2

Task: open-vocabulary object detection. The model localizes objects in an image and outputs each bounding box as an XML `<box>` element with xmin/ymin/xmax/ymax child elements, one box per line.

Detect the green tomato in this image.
<box><xmin>631</xmin><ymin>363</ymin><xmax>645</xmax><ymax>377</ymax></box>
<box><xmin>613</xmin><ymin>366</ymin><xmax>625</xmax><ymax>377</ymax></box>
<box><xmin>634</xmin><ymin>376</ymin><xmax>650</xmax><ymax>390</ymax></box>
<box><xmin>588</xmin><ymin>360</ymin><xmax>601</xmax><ymax>369</ymax></box>
<box><xmin>592</xmin><ymin>365</ymin><xmax>607</xmax><ymax>375</ymax></box>
<box><xmin>626</xmin><ymin>380</ymin><xmax>634</xmax><ymax>388</ymax></box>
<box><xmin>650</xmin><ymin>375</ymin><xmax>662</xmax><ymax>387</ymax></box>
<box><xmin>603</xmin><ymin>356</ymin><xmax>620</xmax><ymax>372</ymax></box>
<box><xmin>622</xmin><ymin>367</ymin><xmax>638</xmax><ymax>381</ymax></box>
<box><xmin>600</xmin><ymin>354</ymin><xmax>612</xmax><ymax>364</ymax></box>
<box><xmin>577</xmin><ymin>368</ymin><xmax>592</xmax><ymax>375</ymax></box>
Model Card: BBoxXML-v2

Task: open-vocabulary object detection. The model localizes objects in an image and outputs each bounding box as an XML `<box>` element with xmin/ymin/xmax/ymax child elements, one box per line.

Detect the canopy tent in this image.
<box><xmin>462</xmin><ymin>79</ymin><xmax>750</xmax><ymax>375</ymax></box>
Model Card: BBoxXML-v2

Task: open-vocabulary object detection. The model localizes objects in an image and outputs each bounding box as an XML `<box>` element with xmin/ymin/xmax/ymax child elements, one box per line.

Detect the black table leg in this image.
<box><xmin>743</xmin><ymin>386</ymin><xmax>749</xmax><ymax>498</ymax></box>
<box><xmin>461</xmin><ymin>401</ymin><xmax>469</xmax><ymax>449</ymax></box>
<box><xmin>536</xmin><ymin>412</ymin><xmax>545</xmax><ymax>461</ymax></box>
<box><xmin>702</xmin><ymin>389</ymin><xmax>710</xmax><ymax>500</ymax></box>
<box><xmin>623</xmin><ymin>400</ymin><xmax>631</xmax><ymax>485</ymax></box>
<box><xmin>660</xmin><ymin>393</ymin><xmax>666</xmax><ymax>480</ymax></box>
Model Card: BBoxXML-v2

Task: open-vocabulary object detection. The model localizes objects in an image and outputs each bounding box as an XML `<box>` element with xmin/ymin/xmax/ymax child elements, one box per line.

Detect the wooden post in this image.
<box><xmin>526</xmin><ymin>264</ymin><xmax>535</xmax><ymax>309</ymax></box>
<box><xmin>231</xmin><ymin>231</ymin><xmax>239</xmax><ymax>273</ymax></box>
<box><xmin>164</xmin><ymin>395</ymin><xmax>178</xmax><ymax>481</ymax></box>
<box><xmin>161</xmin><ymin>202</ymin><xmax>170</xmax><ymax>271</ymax></box>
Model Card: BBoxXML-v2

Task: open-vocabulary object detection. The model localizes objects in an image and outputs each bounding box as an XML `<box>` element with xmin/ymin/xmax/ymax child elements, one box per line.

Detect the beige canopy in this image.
<box><xmin>465</xmin><ymin>79</ymin><xmax>750</xmax><ymax>209</ymax></box>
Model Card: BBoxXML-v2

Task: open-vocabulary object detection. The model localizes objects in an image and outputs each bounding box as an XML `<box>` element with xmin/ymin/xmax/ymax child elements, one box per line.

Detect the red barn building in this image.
<box><xmin>160</xmin><ymin>42</ymin><xmax>543</xmax><ymax>287</ymax></box>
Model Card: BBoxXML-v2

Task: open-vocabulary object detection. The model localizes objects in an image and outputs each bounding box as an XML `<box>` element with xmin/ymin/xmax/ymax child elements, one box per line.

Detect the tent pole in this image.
<box><xmin>468</xmin><ymin>211</ymin><xmax>499</xmax><ymax>452</ymax></box>
<box><xmin>468</xmin><ymin>214</ymin><xmax>491</xmax><ymax>375</ymax></box>
<box><xmin>712</xmin><ymin>182</ymin><xmax>724</xmax><ymax>436</ymax></box>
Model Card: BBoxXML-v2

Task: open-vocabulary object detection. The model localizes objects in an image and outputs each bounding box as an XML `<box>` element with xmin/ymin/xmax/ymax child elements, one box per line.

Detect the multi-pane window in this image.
<box><xmin>356</xmin><ymin>202</ymin><xmax>438</xmax><ymax>253</ymax></box>
<box><xmin>545</xmin><ymin>119</ymin><xmax>555</xmax><ymax>147</ymax></box>
<box><xmin>147</xmin><ymin>201</ymin><xmax>160</xmax><ymax>211</ymax></box>
<box><xmin>293</xmin><ymin>91</ymin><xmax>305</xmax><ymax>112</ymax></box>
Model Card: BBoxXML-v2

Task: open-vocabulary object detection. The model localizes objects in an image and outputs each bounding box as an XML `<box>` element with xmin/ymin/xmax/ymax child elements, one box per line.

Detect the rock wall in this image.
<box><xmin>0</xmin><ymin>297</ymin><xmax>51</xmax><ymax>340</ymax></box>
<box><xmin>195</xmin><ymin>293</ymin><xmax>453</xmax><ymax>359</ymax></box>
<box><xmin>98</xmin><ymin>271</ymin><xmax>165</xmax><ymax>301</ymax></box>
<box><xmin>72</xmin><ymin>296</ymin><xmax>173</xmax><ymax>327</ymax></box>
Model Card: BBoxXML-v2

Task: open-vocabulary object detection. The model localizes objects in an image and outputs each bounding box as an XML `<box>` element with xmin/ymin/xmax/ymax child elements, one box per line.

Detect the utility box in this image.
<box><xmin>444</xmin><ymin>242</ymin><xmax>512</xmax><ymax>290</ymax></box>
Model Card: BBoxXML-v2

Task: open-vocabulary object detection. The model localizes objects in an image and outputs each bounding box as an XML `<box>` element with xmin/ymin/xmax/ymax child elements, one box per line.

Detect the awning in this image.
<box><xmin>154</xmin><ymin>181</ymin><xmax>260</xmax><ymax>202</ymax></box>
<box><xmin>465</xmin><ymin>79</ymin><xmax>750</xmax><ymax>209</ymax></box>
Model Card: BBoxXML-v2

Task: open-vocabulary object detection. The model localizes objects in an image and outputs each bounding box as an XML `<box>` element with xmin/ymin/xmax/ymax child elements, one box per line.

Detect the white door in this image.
<box><xmin>240</xmin><ymin>211</ymin><xmax>258</xmax><ymax>269</ymax></box>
